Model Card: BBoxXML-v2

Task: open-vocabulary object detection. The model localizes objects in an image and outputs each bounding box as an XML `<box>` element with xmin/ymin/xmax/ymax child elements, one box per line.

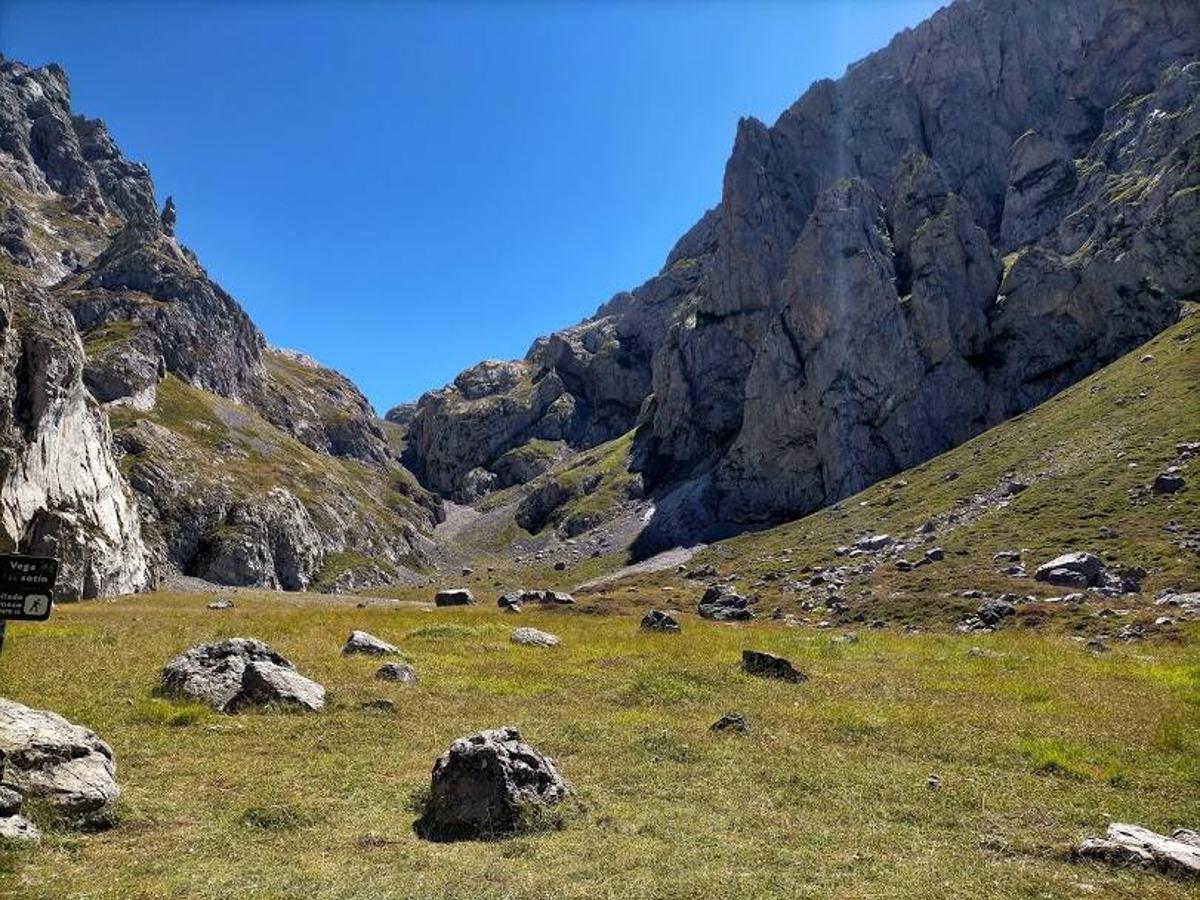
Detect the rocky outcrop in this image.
<box><xmin>0</xmin><ymin>697</ymin><xmax>120</xmax><ymax>823</ymax></box>
<box><xmin>399</xmin><ymin>0</ymin><xmax>1200</xmax><ymax>551</ymax></box>
<box><xmin>0</xmin><ymin>283</ymin><xmax>149</xmax><ymax>598</ymax></box>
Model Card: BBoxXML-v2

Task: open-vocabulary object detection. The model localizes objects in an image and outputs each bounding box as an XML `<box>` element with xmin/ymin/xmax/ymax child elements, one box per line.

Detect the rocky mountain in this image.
<box><xmin>0</xmin><ymin>55</ymin><xmax>440</xmax><ymax>597</ymax></box>
<box><xmin>400</xmin><ymin>0</ymin><xmax>1200</xmax><ymax>554</ymax></box>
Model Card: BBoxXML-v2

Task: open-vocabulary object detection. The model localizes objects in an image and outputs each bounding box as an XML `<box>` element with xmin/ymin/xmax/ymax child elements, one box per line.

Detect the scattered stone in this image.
<box><xmin>497</xmin><ymin>591</ymin><xmax>524</xmax><ymax>612</ymax></box>
<box><xmin>207</xmin><ymin>598</ymin><xmax>234</xmax><ymax>610</ymax></box>
<box><xmin>1073</xmin><ymin>823</ymin><xmax>1200</xmax><ymax>877</ymax></box>
<box><xmin>342</xmin><ymin>630</ymin><xmax>400</xmax><ymax>656</ymax></box>
<box><xmin>710</xmin><ymin>713</ymin><xmax>748</xmax><ymax>734</ymax></box>
<box><xmin>1086</xmin><ymin>638</ymin><xmax>1107</xmax><ymax>653</ymax></box>
<box><xmin>0</xmin><ymin>787</ymin><xmax>20</xmax><ymax>817</ymax></box>
<box><xmin>1035</xmin><ymin>552</ymin><xmax>1104</xmax><ymax>588</ymax></box>
<box><xmin>375</xmin><ymin>663</ymin><xmax>418</xmax><ymax>683</ymax></box>
<box><xmin>993</xmin><ymin>550</ymin><xmax>1022</xmax><ymax>563</ymax></box>
<box><xmin>967</xmin><ymin>646</ymin><xmax>1002</xmax><ymax>659</ymax></box>
<box><xmin>511</xmin><ymin>627</ymin><xmax>560</xmax><ymax>648</ymax></box>
<box><xmin>926</xmin><ymin>774</ymin><xmax>942</xmax><ymax>791</ymax></box>
<box><xmin>1153</xmin><ymin>471</ymin><xmax>1186</xmax><ymax>494</ymax></box>
<box><xmin>461</xmin><ymin>567</ymin><xmax>473</xmax><ymax>577</ymax></box>
<box><xmin>855</xmin><ymin>534</ymin><xmax>893</xmax><ymax>552</ymax></box>
<box><xmin>925</xmin><ymin>547</ymin><xmax>945</xmax><ymax>562</ymax></box>
<box><xmin>160</xmin><ymin>638</ymin><xmax>326</xmax><ymax>713</ymax></box>
<box><xmin>1004</xmin><ymin>480</ymin><xmax>1029</xmax><ymax>496</ymax></box>
<box><xmin>0</xmin><ymin>815</ymin><xmax>39</xmax><ymax>846</ymax></box>
<box><xmin>977</xmin><ymin>599</ymin><xmax>1017</xmax><ymax>626</ymax></box>
<box><xmin>640</xmin><ymin>610</ymin><xmax>680</xmax><ymax>633</ymax></box>
<box><xmin>698</xmin><ymin>587</ymin><xmax>754</xmax><ymax>622</ymax></box>
<box><xmin>741</xmin><ymin>650</ymin><xmax>806</xmax><ymax>683</ymax></box>
<box><xmin>435</xmin><ymin>588</ymin><xmax>476</xmax><ymax>607</ymax></box>
<box><xmin>361</xmin><ymin>698</ymin><xmax>396</xmax><ymax>712</ymax></box>
<box><xmin>553</xmin><ymin>561</ymin><xmax>566</xmax><ymax>571</ymax></box>
<box><xmin>415</xmin><ymin>726</ymin><xmax>573</xmax><ymax>840</ymax></box>
<box><xmin>685</xmin><ymin>564</ymin><xmax>717</xmax><ymax>579</ymax></box>
<box><xmin>0</xmin><ymin>698</ymin><xmax>120</xmax><ymax>822</ymax></box>
<box><xmin>1155</xmin><ymin>590</ymin><xmax>1200</xmax><ymax>611</ymax></box>
<box><xmin>829</xmin><ymin>632</ymin><xmax>859</xmax><ymax>645</ymax></box>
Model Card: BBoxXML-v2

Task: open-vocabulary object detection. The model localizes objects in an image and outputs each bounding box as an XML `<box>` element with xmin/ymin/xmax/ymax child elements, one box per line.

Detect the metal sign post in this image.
<box><xmin>0</xmin><ymin>554</ymin><xmax>59</xmax><ymax>660</ymax></box>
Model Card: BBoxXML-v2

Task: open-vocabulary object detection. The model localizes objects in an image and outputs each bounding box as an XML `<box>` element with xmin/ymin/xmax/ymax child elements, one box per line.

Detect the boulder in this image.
<box><xmin>375</xmin><ymin>663</ymin><xmax>418</xmax><ymax>684</ymax></box>
<box><xmin>1035</xmin><ymin>552</ymin><xmax>1104</xmax><ymax>588</ymax></box>
<box><xmin>342</xmin><ymin>630</ymin><xmax>400</xmax><ymax>656</ymax></box>
<box><xmin>160</xmin><ymin>639</ymin><xmax>325</xmax><ymax>712</ymax></box>
<box><xmin>0</xmin><ymin>698</ymin><xmax>120</xmax><ymax>822</ymax></box>
<box><xmin>698</xmin><ymin>587</ymin><xmax>754</xmax><ymax>622</ymax></box>
<box><xmin>741</xmin><ymin>650</ymin><xmax>806</xmax><ymax>683</ymax></box>
<box><xmin>207</xmin><ymin>598</ymin><xmax>234</xmax><ymax>610</ymax></box>
<box><xmin>640</xmin><ymin>610</ymin><xmax>680</xmax><ymax>633</ymax></box>
<box><xmin>416</xmin><ymin>726</ymin><xmax>573</xmax><ymax>840</ymax></box>
<box><xmin>497</xmin><ymin>591</ymin><xmax>524</xmax><ymax>612</ymax></box>
<box><xmin>1153</xmin><ymin>471</ymin><xmax>1186</xmax><ymax>494</ymax></box>
<box><xmin>510</xmin><ymin>627</ymin><xmax>560</xmax><ymax>648</ymax></box>
<box><xmin>435</xmin><ymin>588</ymin><xmax>476</xmax><ymax>607</ymax></box>
<box><xmin>0</xmin><ymin>786</ymin><xmax>20</xmax><ymax>816</ymax></box>
<box><xmin>1074</xmin><ymin>822</ymin><xmax>1200</xmax><ymax>877</ymax></box>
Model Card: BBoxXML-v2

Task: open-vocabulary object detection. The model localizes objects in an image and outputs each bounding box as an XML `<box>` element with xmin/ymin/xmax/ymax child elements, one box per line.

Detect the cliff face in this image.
<box><xmin>0</xmin><ymin>55</ymin><xmax>439</xmax><ymax>595</ymax></box>
<box><xmin>401</xmin><ymin>0</ymin><xmax>1200</xmax><ymax>549</ymax></box>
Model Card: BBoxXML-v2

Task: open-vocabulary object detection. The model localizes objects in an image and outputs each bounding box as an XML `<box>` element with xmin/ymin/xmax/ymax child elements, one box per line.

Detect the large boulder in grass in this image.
<box><xmin>741</xmin><ymin>650</ymin><xmax>807</xmax><ymax>683</ymax></box>
<box><xmin>510</xmin><ymin>627</ymin><xmax>560</xmax><ymax>648</ymax></box>
<box><xmin>0</xmin><ymin>698</ymin><xmax>120</xmax><ymax>823</ymax></box>
<box><xmin>416</xmin><ymin>726</ymin><xmax>573</xmax><ymax>840</ymax></box>
<box><xmin>160</xmin><ymin>639</ymin><xmax>325</xmax><ymax>712</ymax></box>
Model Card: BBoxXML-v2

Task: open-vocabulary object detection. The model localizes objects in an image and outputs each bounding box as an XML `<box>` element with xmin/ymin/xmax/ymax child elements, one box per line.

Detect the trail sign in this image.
<box><xmin>0</xmin><ymin>554</ymin><xmax>58</xmax><ymax>621</ymax></box>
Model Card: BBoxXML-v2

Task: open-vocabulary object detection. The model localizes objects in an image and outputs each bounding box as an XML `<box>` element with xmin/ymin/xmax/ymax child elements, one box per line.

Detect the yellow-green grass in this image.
<box><xmin>0</xmin><ymin>591</ymin><xmax>1196</xmax><ymax>899</ymax></box>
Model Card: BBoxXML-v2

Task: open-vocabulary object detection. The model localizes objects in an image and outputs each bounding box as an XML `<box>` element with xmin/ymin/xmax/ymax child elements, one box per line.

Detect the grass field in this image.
<box><xmin>0</xmin><ymin>591</ymin><xmax>1196</xmax><ymax>899</ymax></box>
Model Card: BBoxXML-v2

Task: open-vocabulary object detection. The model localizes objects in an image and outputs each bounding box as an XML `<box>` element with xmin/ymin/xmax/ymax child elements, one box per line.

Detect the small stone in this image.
<box><xmin>0</xmin><ymin>787</ymin><xmax>22</xmax><ymax>817</ymax></box>
<box><xmin>710</xmin><ymin>712</ymin><xmax>748</xmax><ymax>734</ymax></box>
<box><xmin>0</xmin><ymin>815</ymin><xmax>40</xmax><ymax>847</ymax></box>
<box><xmin>361</xmin><ymin>698</ymin><xmax>396</xmax><ymax>712</ymax></box>
<box><xmin>375</xmin><ymin>662</ymin><xmax>418</xmax><ymax>683</ymax></box>
<box><xmin>511</xmin><ymin>627</ymin><xmax>560</xmax><ymax>648</ymax></box>
<box><xmin>698</xmin><ymin>587</ymin><xmax>754</xmax><ymax>621</ymax></box>
<box><xmin>461</xmin><ymin>567</ymin><xmax>473</xmax><ymax>577</ymax></box>
<box><xmin>741</xmin><ymin>650</ymin><xmax>806</xmax><ymax>683</ymax></box>
<box><xmin>925</xmin><ymin>547</ymin><xmax>945</xmax><ymax>562</ymax></box>
<box><xmin>553</xmin><ymin>561</ymin><xmax>567</xmax><ymax>571</ymax></box>
<box><xmin>640</xmin><ymin>610</ymin><xmax>680</xmax><ymax>633</ymax></box>
<box><xmin>926</xmin><ymin>774</ymin><xmax>942</xmax><ymax>791</ymax></box>
<box><xmin>207</xmin><ymin>598</ymin><xmax>234</xmax><ymax>610</ymax></box>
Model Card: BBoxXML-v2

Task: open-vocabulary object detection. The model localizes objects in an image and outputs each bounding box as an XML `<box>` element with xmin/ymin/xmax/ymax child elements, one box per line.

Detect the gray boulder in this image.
<box><xmin>160</xmin><ymin>639</ymin><xmax>325</xmax><ymax>712</ymax></box>
<box><xmin>435</xmin><ymin>588</ymin><xmax>476</xmax><ymax>607</ymax></box>
<box><xmin>497</xmin><ymin>591</ymin><xmax>524</xmax><ymax>612</ymax></box>
<box><xmin>698</xmin><ymin>587</ymin><xmax>754</xmax><ymax>621</ymax></box>
<box><xmin>0</xmin><ymin>814</ymin><xmax>39</xmax><ymax>846</ymax></box>
<box><xmin>416</xmin><ymin>726</ymin><xmax>573</xmax><ymax>840</ymax></box>
<box><xmin>1074</xmin><ymin>822</ymin><xmax>1200</xmax><ymax>877</ymax></box>
<box><xmin>1153</xmin><ymin>471</ymin><xmax>1186</xmax><ymax>494</ymax></box>
<box><xmin>978</xmin><ymin>599</ymin><xmax>1018</xmax><ymax>626</ymax></box>
<box><xmin>0</xmin><ymin>698</ymin><xmax>120</xmax><ymax>822</ymax></box>
<box><xmin>741</xmin><ymin>650</ymin><xmax>806</xmax><ymax>683</ymax></box>
<box><xmin>1035</xmin><ymin>552</ymin><xmax>1104</xmax><ymax>588</ymax></box>
<box><xmin>510</xmin><ymin>627</ymin><xmax>560</xmax><ymax>648</ymax></box>
<box><xmin>709</xmin><ymin>712</ymin><xmax>748</xmax><ymax>734</ymax></box>
<box><xmin>342</xmin><ymin>630</ymin><xmax>400</xmax><ymax>656</ymax></box>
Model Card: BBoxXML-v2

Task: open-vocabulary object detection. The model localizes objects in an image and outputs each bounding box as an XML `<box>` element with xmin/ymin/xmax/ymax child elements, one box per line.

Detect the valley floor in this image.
<box><xmin>0</xmin><ymin>590</ymin><xmax>1196</xmax><ymax>899</ymax></box>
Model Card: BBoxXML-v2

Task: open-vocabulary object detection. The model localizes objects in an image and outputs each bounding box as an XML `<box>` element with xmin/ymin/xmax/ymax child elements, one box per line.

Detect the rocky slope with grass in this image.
<box><xmin>400</xmin><ymin>0</ymin><xmax>1200</xmax><ymax>554</ymax></box>
<box><xmin>0</xmin><ymin>54</ymin><xmax>440</xmax><ymax>596</ymax></box>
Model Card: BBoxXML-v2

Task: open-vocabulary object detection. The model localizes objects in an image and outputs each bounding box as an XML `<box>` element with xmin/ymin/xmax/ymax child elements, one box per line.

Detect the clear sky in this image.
<box><xmin>1</xmin><ymin>0</ymin><xmax>945</xmax><ymax>412</ymax></box>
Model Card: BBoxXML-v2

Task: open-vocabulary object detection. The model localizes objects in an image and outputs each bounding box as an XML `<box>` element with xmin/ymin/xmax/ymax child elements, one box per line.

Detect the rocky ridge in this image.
<box><xmin>400</xmin><ymin>0</ymin><xmax>1200</xmax><ymax>555</ymax></box>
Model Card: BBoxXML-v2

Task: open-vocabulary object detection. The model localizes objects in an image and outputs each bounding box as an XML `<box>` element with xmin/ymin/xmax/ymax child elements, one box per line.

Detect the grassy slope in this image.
<box><xmin>570</xmin><ymin>313</ymin><xmax>1200</xmax><ymax>625</ymax></box>
<box><xmin>0</xmin><ymin>593</ymin><xmax>1195</xmax><ymax>899</ymax></box>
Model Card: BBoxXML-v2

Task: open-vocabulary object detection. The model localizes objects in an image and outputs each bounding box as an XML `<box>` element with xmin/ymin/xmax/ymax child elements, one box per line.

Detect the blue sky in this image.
<box><xmin>1</xmin><ymin>0</ymin><xmax>944</xmax><ymax>411</ymax></box>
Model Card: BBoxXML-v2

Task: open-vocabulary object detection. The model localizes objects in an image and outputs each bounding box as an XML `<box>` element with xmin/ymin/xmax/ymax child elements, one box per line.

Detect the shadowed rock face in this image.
<box><xmin>400</xmin><ymin>0</ymin><xmax>1200</xmax><ymax>548</ymax></box>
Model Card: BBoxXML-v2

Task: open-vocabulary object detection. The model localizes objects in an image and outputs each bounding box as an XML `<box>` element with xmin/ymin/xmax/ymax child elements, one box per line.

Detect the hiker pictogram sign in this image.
<box><xmin>0</xmin><ymin>554</ymin><xmax>58</xmax><ymax>621</ymax></box>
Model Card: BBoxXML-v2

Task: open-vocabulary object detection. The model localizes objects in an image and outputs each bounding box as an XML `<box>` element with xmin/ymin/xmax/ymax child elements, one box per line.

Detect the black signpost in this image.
<box><xmin>0</xmin><ymin>553</ymin><xmax>59</xmax><ymax>657</ymax></box>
